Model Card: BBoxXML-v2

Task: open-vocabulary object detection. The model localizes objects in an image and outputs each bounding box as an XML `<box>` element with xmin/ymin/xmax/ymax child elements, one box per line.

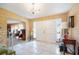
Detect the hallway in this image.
<box><xmin>11</xmin><ymin>40</ymin><xmax>61</xmax><ymax>55</ymax></box>
<box><xmin>0</xmin><ymin>3</ymin><xmax>78</xmax><ymax>55</ymax></box>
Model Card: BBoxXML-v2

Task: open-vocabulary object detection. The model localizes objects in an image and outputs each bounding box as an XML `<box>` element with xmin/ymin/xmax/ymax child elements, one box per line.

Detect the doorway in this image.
<box><xmin>7</xmin><ymin>19</ymin><xmax>26</xmax><ymax>47</ymax></box>
<box><xmin>33</xmin><ymin>18</ymin><xmax>62</xmax><ymax>43</ymax></box>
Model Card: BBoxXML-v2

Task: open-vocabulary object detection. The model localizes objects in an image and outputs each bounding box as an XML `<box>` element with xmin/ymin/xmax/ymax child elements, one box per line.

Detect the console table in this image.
<box><xmin>63</xmin><ymin>39</ymin><xmax>76</xmax><ymax>55</ymax></box>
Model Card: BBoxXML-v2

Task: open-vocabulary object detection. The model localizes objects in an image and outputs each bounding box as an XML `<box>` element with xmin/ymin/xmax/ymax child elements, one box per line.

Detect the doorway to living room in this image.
<box><xmin>7</xmin><ymin>19</ymin><xmax>26</xmax><ymax>47</ymax></box>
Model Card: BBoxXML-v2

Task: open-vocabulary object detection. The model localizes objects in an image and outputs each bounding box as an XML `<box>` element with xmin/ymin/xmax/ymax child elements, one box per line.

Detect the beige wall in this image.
<box><xmin>25</xmin><ymin>20</ymin><xmax>30</xmax><ymax>40</ymax></box>
<box><xmin>0</xmin><ymin>8</ymin><xmax>29</xmax><ymax>47</ymax></box>
<box><xmin>0</xmin><ymin>17</ymin><xmax>7</xmax><ymax>46</ymax></box>
<box><xmin>68</xmin><ymin>4</ymin><xmax>79</xmax><ymax>44</ymax></box>
<box><xmin>31</xmin><ymin>12</ymin><xmax>68</xmax><ymax>22</ymax></box>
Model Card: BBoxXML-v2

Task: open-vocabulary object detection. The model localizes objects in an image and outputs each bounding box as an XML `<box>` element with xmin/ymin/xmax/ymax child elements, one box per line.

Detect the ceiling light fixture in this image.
<box><xmin>31</xmin><ymin>3</ymin><xmax>40</xmax><ymax>15</ymax></box>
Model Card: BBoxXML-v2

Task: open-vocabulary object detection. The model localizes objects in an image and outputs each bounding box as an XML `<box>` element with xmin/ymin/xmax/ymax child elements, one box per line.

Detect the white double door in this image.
<box><xmin>33</xmin><ymin>19</ymin><xmax>61</xmax><ymax>43</ymax></box>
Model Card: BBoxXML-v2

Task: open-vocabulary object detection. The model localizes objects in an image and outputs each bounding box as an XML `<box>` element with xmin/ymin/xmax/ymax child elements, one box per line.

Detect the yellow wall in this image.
<box><xmin>0</xmin><ymin>17</ymin><xmax>7</xmax><ymax>46</ymax></box>
<box><xmin>68</xmin><ymin>4</ymin><xmax>79</xmax><ymax>44</ymax></box>
<box><xmin>25</xmin><ymin>20</ymin><xmax>30</xmax><ymax>40</ymax></box>
<box><xmin>0</xmin><ymin>8</ymin><xmax>29</xmax><ymax>47</ymax></box>
<box><xmin>31</xmin><ymin>12</ymin><xmax>68</xmax><ymax>22</ymax></box>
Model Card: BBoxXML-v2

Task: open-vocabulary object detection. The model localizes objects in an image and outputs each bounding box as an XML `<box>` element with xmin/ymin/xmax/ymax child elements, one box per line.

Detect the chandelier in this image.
<box><xmin>26</xmin><ymin>3</ymin><xmax>41</xmax><ymax>15</ymax></box>
<box><xmin>31</xmin><ymin>3</ymin><xmax>40</xmax><ymax>15</ymax></box>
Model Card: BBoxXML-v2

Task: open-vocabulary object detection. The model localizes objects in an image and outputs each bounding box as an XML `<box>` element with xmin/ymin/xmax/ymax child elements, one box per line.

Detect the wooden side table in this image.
<box><xmin>63</xmin><ymin>39</ymin><xmax>76</xmax><ymax>55</ymax></box>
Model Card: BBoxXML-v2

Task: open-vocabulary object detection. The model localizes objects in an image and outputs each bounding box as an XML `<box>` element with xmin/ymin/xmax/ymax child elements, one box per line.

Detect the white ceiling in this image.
<box><xmin>0</xmin><ymin>3</ymin><xmax>75</xmax><ymax>19</ymax></box>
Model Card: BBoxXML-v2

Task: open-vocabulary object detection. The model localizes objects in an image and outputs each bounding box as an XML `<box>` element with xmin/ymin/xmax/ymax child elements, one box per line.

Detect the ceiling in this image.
<box><xmin>0</xmin><ymin>3</ymin><xmax>75</xmax><ymax>19</ymax></box>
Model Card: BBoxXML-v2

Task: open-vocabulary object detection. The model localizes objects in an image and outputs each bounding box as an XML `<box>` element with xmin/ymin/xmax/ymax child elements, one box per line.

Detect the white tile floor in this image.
<box><xmin>10</xmin><ymin>40</ymin><xmax>61</xmax><ymax>55</ymax></box>
<box><xmin>8</xmin><ymin>36</ymin><xmax>26</xmax><ymax>47</ymax></box>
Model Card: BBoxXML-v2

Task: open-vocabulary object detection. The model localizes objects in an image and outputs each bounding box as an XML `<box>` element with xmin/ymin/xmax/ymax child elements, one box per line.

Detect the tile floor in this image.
<box><xmin>8</xmin><ymin>36</ymin><xmax>26</xmax><ymax>47</ymax></box>
<box><xmin>10</xmin><ymin>40</ymin><xmax>61</xmax><ymax>55</ymax></box>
